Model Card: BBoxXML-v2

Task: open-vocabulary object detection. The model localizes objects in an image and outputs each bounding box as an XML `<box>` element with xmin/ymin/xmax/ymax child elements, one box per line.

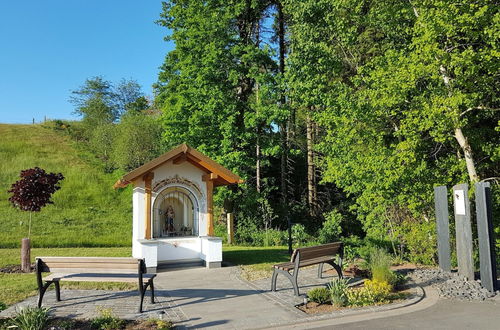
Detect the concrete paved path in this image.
<box><xmin>0</xmin><ymin>265</ymin><xmax>430</xmax><ymax>329</ymax></box>
<box><xmin>156</xmin><ymin>266</ymin><xmax>300</xmax><ymax>329</ymax></box>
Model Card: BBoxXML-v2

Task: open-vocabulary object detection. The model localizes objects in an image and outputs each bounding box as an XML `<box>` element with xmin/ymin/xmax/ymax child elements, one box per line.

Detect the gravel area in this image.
<box><xmin>411</xmin><ymin>268</ymin><xmax>498</xmax><ymax>301</ymax></box>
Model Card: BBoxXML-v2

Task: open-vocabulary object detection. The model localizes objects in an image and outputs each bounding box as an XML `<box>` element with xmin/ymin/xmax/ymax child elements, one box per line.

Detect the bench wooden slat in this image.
<box><xmin>276</xmin><ymin>256</ymin><xmax>336</xmax><ymax>270</ymax></box>
<box><xmin>42</xmin><ymin>268</ymin><xmax>138</xmax><ymax>274</ymax></box>
<box><xmin>294</xmin><ymin>243</ymin><xmax>342</xmax><ymax>261</ymax></box>
<box><xmin>39</xmin><ymin>263</ymin><xmax>138</xmax><ymax>270</ymax></box>
<box><xmin>38</xmin><ymin>257</ymin><xmax>139</xmax><ymax>264</ymax></box>
<box><xmin>271</xmin><ymin>242</ymin><xmax>344</xmax><ymax>296</ymax></box>
<box><xmin>43</xmin><ymin>273</ymin><xmax>155</xmax><ymax>283</ymax></box>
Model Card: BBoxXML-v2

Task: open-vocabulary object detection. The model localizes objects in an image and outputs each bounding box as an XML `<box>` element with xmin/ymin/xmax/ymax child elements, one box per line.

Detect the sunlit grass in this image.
<box><xmin>223</xmin><ymin>245</ymin><xmax>290</xmax><ymax>281</ymax></box>
<box><xmin>0</xmin><ymin>124</ymin><xmax>132</xmax><ymax>248</ymax></box>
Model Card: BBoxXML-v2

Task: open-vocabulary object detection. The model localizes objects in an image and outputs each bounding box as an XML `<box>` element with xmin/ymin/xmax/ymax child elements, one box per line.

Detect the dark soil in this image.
<box><xmin>0</xmin><ymin>264</ymin><xmax>35</xmax><ymax>273</ymax></box>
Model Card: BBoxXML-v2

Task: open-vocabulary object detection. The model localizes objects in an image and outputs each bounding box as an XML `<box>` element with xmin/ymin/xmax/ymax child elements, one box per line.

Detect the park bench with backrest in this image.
<box><xmin>36</xmin><ymin>257</ymin><xmax>156</xmax><ymax>313</ymax></box>
<box><xmin>271</xmin><ymin>242</ymin><xmax>343</xmax><ymax>296</ymax></box>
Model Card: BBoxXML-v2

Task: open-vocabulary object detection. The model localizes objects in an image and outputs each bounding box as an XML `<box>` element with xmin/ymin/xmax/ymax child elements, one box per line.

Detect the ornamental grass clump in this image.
<box><xmin>307</xmin><ymin>287</ymin><xmax>331</xmax><ymax>304</ymax></box>
<box><xmin>328</xmin><ymin>278</ymin><xmax>349</xmax><ymax>307</ymax></box>
<box><xmin>367</xmin><ymin>248</ymin><xmax>396</xmax><ymax>286</ymax></box>
<box><xmin>10</xmin><ymin>306</ymin><xmax>50</xmax><ymax>330</ymax></box>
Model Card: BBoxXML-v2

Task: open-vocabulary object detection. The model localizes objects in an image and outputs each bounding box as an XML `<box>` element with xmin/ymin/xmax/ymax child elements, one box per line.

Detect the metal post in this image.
<box><xmin>434</xmin><ymin>186</ymin><xmax>451</xmax><ymax>272</ymax></box>
<box><xmin>475</xmin><ymin>182</ymin><xmax>498</xmax><ymax>292</ymax></box>
<box><xmin>287</xmin><ymin>216</ymin><xmax>292</xmax><ymax>255</ymax></box>
<box><xmin>453</xmin><ymin>184</ymin><xmax>474</xmax><ymax>280</ymax></box>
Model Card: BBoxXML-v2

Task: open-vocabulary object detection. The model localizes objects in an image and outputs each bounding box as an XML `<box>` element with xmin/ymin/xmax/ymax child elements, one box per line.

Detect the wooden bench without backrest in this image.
<box><xmin>36</xmin><ymin>257</ymin><xmax>156</xmax><ymax>313</ymax></box>
<box><xmin>271</xmin><ymin>242</ymin><xmax>343</xmax><ymax>296</ymax></box>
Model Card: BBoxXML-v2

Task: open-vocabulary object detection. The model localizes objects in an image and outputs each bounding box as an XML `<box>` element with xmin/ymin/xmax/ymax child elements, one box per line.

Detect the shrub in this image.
<box><xmin>364</xmin><ymin>279</ymin><xmax>392</xmax><ymax>301</ymax></box>
<box><xmin>90</xmin><ymin>308</ymin><xmax>124</xmax><ymax>330</ymax></box>
<box><xmin>112</xmin><ymin>114</ymin><xmax>164</xmax><ymax>172</ymax></box>
<box><xmin>144</xmin><ymin>318</ymin><xmax>173</xmax><ymax>330</ymax></box>
<box><xmin>403</xmin><ymin>220</ymin><xmax>436</xmax><ymax>265</ymax></box>
<box><xmin>307</xmin><ymin>287</ymin><xmax>331</xmax><ymax>304</ymax></box>
<box><xmin>264</xmin><ymin>229</ymin><xmax>288</xmax><ymax>247</ymax></box>
<box><xmin>319</xmin><ymin>210</ymin><xmax>343</xmax><ymax>244</ymax></box>
<box><xmin>367</xmin><ymin>248</ymin><xmax>396</xmax><ymax>285</ymax></box>
<box><xmin>392</xmin><ymin>272</ymin><xmax>408</xmax><ymax>288</ymax></box>
<box><xmin>10</xmin><ymin>306</ymin><xmax>50</xmax><ymax>330</ymax></box>
<box><xmin>346</xmin><ymin>287</ymin><xmax>375</xmax><ymax>306</ymax></box>
<box><xmin>214</xmin><ymin>221</ymin><xmax>227</xmax><ymax>244</ymax></box>
<box><xmin>328</xmin><ymin>278</ymin><xmax>349</xmax><ymax>307</ymax></box>
<box><xmin>292</xmin><ymin>224</ymin><xmax>311</xmax><ymax>246</ymax></box>
<box><xmin>0</xmin><ymin>301</ymin><xmax>6</xmax><ymax>311</ymax></box>
<box><xmin>346</xmin><ymin>279</ymin><xmax>393</xmax><ymax>306</ymax></box>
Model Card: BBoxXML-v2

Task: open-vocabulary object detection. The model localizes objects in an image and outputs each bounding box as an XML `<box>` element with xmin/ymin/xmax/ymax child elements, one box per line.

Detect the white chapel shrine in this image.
<box><xmin>113</xmin><ymin>144</ymin><xmax>243</xmax><ymax>271</ymax></box>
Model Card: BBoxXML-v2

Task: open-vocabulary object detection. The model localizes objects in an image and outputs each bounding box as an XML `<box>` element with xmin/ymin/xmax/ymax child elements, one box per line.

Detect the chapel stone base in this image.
<box><xmin>133</xmin><ymin>236</ymin><xmax>223</xmax><ymax>271</ymax></box>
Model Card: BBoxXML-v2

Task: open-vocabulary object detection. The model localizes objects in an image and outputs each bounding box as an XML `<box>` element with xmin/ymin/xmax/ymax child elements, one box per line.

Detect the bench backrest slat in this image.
<box><xmin>36</xmin><ymin>257</ymin><xmax>142</xmax><ymax>274</ymax></box>
<box><xmin>291</xmin><ymin>242</ymin><xmax>343</xmax><ymax>263</ymax></box>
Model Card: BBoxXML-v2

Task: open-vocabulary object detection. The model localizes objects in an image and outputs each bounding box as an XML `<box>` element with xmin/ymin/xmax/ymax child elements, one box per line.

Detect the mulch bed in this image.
<box><xmin>0</xmin><ymin>264</ymin><xmax>35</xmax><ymax>273</ymax></box>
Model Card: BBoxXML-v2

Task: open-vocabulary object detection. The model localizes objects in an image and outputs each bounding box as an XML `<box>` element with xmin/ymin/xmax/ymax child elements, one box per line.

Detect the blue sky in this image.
<box><xmin>0</xmin><ymin>1</ymin><xmax>173</xmax><ymax>123</ymax></box>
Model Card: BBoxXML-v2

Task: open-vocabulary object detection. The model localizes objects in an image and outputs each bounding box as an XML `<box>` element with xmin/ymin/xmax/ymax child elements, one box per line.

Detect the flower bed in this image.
<box><xmin>296</xmin><ymin>248</ymin><xmax>413</xmax><ymax>314</ymax></box>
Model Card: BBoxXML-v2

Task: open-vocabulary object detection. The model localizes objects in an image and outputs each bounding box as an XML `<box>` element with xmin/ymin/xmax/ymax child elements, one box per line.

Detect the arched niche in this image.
<box><xmin>152</xmin><ymin>185</ymin><xmax>200</xmax><ymax>238</ymax></box>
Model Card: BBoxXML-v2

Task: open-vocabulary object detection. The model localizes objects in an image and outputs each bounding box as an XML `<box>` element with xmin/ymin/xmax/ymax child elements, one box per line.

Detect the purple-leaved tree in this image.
<box><xmin>8</xmin><ymin>167</ymin><xmax>64</xmax><ymax>272</ymax></box>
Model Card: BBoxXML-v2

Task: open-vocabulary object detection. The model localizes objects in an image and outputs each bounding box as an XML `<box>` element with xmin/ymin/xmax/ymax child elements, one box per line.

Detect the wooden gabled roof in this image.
<box><xmin>113</xmin><ymin>143</ymin><xmax>243</xmax><ymax>189</ymax></box>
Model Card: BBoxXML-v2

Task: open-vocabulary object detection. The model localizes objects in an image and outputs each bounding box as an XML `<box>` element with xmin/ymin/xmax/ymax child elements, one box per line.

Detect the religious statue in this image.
<box><xmin>165</xmin><ymin>205</ymin><xmax>176</xmax><ymax>234</ymax></box>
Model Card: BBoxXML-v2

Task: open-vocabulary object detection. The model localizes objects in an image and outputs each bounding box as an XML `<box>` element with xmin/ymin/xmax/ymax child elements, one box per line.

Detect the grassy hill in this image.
<box><xmin>0</xmin><ymin>124</ymin><xmax>132</xmax><ymax>248</ymax></box>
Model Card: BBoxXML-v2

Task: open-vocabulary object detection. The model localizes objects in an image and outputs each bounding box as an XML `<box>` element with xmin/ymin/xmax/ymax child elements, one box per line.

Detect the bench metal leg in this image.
<box><xmin>54</xmin><ymin>281</ymin><xmax>61</xmax><ymax>301</ymax></box>
<box><xmin>318</xmin><ymin>263</ymin><xmax>324</xmax><ymax>279</ymax></box>
<box><xmin>150</xmin><ymin>280</ymin><xmax>155</xmax><ymax>304</ymax></box>
<box><xmin>271</xmin><ymin>268</ymin><xmax>300</xmax><ymax>296</ymax></box>
<box><xmin>37</xmin><ymin>281</ymin><xmax>53</xmax><ymax>307</ymax></box>
<box><xmin>317</xmin><ymin>261</ymin><xmax>343</xmax><ymax>279</ymax></box>
<box><xmin>271</xmin><ymin>269</ymin><xmax>279</xmax><ymax>291</ymax></box>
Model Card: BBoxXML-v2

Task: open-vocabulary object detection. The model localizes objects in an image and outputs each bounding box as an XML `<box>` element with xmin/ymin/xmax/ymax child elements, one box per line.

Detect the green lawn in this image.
<box><xmin>0</xmin><ymin>124</ymin><xmax>132</xmax><ymax>248</ymax></box>
<box><xmin>223</xmin><ymin>245</ymin><xmax>290</xmax><ymax>280</ymax></box>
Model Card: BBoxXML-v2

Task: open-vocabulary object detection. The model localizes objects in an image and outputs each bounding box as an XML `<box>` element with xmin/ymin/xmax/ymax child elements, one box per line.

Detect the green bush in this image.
<box><xmin>328</xmin><ymin>278</ymin><xmax>349</xmax><ymax>307</ymax></box>
<box><xmin>403</xmin><ymin>220</ymin><xmax>436</xmax><ymax>264</ymax></box>
<box><xmin>367</xmin><ymin>248</ymin><xmax>396</xmax><ymax>285</ymax></box>
<box><xmin>214</xmin><ymin>222</ymin><xmax>227</xmax><ymax>244</ymax></box>
<box><xmin>0</xmin><ymin>301</ymin><xmax>6</xmax><ymax>311</ymax></box>
<box><xmin>319</xmin><ymin>210</ymin><xmax>343</xmax><ymax>244</ymax></box>
<box><xmin>112</xmin><ymin>113</ymin><xmax>164</xmax><ymax>172</ymax></box>
<box><xmin>263</xmin><ymin>229</ymin><xmax>288</xmax><ymax>247</ymax></box>
<box><xmin>144</xmin><ymin>318</ymin><xmax>173</xmax><ymax>330</ymax></box>
<box><xmin>90</xmin><ymin>308</ymin><xmax>124</xmax><ymax>330</ymax></box>
<box><xmin>346</xmin><ymin>287</ymin><xmax>375</xmax><ymax>306</ymax></box>
<box><xmin>347</xmin><ymin>279</ymin><xmax>392</xmax><ymax>306</ymax></box>
<box><xmin>307</xmin><ymin>287</ymin><xmax>331</xmax><ymax>304</ymax></box>
<box><xmin>292</xmin><ymin>224</ymin><xmax>311</xmax><ymax>246</ymax></box>
<box><xmin>10</xmin><ymin>306</ymin><xmax>50</xmax><ymax>330</ymax></box>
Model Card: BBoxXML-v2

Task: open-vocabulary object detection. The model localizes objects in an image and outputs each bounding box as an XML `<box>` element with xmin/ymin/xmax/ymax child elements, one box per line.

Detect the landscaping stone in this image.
<box><xmin>411</xmin><ymin>268</ymin><xmax>497</xmax><ymax>301</ymax></box>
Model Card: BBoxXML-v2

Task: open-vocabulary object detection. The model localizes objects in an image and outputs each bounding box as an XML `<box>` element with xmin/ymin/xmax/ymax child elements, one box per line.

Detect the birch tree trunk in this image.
<box><xmin>439</xmin><ymin>65</ymin><xmax>480</xmax><ymax>182</ymax></box>
<box><xmin>411</xmin><ymin>5</ymin><xmax>480</xmax><ymax>183</ymax></box>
